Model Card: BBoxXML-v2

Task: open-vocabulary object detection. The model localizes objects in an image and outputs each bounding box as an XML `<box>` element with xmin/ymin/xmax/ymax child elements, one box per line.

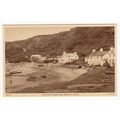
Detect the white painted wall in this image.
<box><xmin>58</xmin><ymin>52</ymin><xmax>79</xmax><ymax>63</ymax></box>
<box><xmin>86</xmin><ymin>48</ymin><xmax>115</xmax><ymax>67</ymax></box>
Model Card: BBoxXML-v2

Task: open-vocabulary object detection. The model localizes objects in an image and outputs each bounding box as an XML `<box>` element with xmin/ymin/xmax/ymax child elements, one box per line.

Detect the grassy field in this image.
<box><xmin>19</xmin><ymin>67</ymin><xmax>115</xmax><ymax>93</ymax></box>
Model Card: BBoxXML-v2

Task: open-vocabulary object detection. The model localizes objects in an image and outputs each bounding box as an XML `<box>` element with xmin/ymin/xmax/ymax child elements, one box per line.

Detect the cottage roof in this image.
<box><xmin>63</xmin><ymin>53</ymin><xmax>78</xmax><ymax>56</ymax></box>
<box><xmin>89</xmin><ymin>51</ymin><xmax>108</xmax><ymax>57</ymax></box>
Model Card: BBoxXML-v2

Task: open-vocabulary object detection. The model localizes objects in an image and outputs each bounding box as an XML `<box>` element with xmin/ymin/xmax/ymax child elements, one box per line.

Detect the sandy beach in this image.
<box><xmin>5</xmin><ymin>63</ymin><xmax>88</xmax><ymax>93</ymax></box>
<box><xmin>54</xmin><ymin>67</ymin><xmax>87</xmax><ymax>82</ymax></box>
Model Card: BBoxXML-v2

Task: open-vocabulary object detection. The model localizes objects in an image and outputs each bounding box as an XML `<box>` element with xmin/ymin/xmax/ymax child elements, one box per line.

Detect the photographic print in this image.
<box><xmin>4</xmin><ymin>24</ymin><xmax>116</xmax><ymax>96</ymax></box>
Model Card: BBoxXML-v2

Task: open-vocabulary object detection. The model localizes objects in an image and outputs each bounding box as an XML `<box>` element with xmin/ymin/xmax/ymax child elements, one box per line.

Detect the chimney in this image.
<box><xmin>109</xmin><ymin>47</ymin><xmax>114</xmax><ymax>53</ymax></box>
<box><xmin>100</xmin><ymin>48</ymin><xmax>103</xmax><ymax>52</ymax></box>
<box><xmin>63</xmin><ymin>51</ymin><xmax>66</xmax><ymax>55</ymax></box>
<box><xmin>74</xmin><ymin>52</ymin><xmax>77</xmax><ymax>55</ymax></box>
<box><xmin>110</xmin><ymin>46</ymin><xmax>114</xmax><ymax>51</ymax></box>
<box><xmin>92</xmin><ymin>49</ymin><xmax>96</xmax><ymax>53</ymax></box>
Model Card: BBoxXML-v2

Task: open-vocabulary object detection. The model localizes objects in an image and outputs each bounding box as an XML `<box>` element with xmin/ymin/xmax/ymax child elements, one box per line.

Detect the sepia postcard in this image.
<box><xmin>3</xmin><ymin>24</ymin><xmax>116</xmax><ymax>96</ymax></box>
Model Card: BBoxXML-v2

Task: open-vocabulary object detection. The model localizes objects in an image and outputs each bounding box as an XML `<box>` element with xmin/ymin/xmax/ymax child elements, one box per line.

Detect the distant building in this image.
<box><xmin>30</xmin><ymin>54</ymin><xmax>46</xmax><ymax>63</ymax></box>
<box><xmin>85</xmin><ymin>47</ymin><xmax>115</xmax><ymax>67</ymax></box>
<box><xmin>57</xmin><ymin>51</ymin><xmax>79</xmax><ymax>63</ymax></box>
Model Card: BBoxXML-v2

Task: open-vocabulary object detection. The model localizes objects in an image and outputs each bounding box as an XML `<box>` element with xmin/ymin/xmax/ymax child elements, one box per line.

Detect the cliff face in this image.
<box><xmin>5</xmin><ymin>27</ymin><xmax>115</xmax><ymax>62</ymax></box>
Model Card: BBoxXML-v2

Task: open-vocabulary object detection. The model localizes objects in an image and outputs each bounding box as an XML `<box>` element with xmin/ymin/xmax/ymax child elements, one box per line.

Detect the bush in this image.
<box><xmin>103</xmin><ymin>61</ymin><xmax>111</xmax><ymax>68</ymax></box>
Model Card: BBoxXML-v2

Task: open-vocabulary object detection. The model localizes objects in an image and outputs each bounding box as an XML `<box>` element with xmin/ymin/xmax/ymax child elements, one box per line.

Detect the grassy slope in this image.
<box><xmin>19</xmin><ymin>67</ymin><xmax>115</xmax><ymax>93</ymax></box>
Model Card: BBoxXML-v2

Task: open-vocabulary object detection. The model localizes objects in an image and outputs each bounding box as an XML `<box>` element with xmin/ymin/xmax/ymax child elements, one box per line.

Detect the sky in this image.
<box><xmin>4</xmin><ymin>25</ymin><xmax>80</xmax><ymax>41</ymax></box>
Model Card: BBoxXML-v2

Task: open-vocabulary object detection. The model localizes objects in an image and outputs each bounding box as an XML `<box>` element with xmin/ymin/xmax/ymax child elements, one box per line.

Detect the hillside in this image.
<box><xmin>5</xmin><ymin>27</ymin><xmax>115</xmax><ymax>62</ymax></box>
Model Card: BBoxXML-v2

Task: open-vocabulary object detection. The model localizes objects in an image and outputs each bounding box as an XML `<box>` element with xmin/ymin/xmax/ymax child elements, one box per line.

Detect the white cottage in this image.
<box><xmin>57</xmin><ymin>51</ymin><xmax>79</xmax><ymax>63</ymax></box>
<box><xmin>30</xmin><ymin>54</ymin><xmax>46</xmax><ymax>63</ymax></box>
<box><xmin>85</xmin><ymin>47</ymin><xmax>115</xmax><ymax>67</ymax></box>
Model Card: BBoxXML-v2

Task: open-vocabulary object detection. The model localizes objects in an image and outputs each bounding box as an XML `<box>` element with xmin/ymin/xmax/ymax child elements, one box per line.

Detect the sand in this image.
<box><xmin>5</xmin><ymin>62</ymin><xmax>88</xmax><ymax>93</ymax></box>
<box><xmin>54</xmin><ymin>67</ymin><xmax>87</xmax><ymax>82</ymax></box>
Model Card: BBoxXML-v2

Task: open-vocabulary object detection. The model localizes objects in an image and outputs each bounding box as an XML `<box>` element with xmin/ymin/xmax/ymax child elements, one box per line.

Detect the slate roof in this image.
<box><xmin>89</xmin><ymin>51</ymin><xmax>108</xmax><ymax>57</ymax></box>
<box><xmin>63</xmin><ymin>53</ymin><xmax>78</xmax><ymax>56</ymax></box>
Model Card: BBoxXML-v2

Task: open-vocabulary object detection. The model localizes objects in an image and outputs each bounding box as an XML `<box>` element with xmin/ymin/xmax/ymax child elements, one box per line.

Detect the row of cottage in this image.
<box><xmin>85</xmin><ymin>47</ymin><xmax>115</xmax><ymax>67</ymax></box>
<box><xmin>31</xmin><ymin>51</ymin><xmax>79</xmax><ymax>64</ymax></box>
<box><xmin>31</xmin><ymin>47</ymin><xmax>115</xmax><ymax>67</ymax></box>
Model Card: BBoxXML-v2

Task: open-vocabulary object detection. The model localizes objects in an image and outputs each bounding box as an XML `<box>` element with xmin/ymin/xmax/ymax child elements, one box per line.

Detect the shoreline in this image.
<box><xmin>5</xmin><ymin>63</ymin><xmax>88</xmax><ymax>93</ymax></box>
